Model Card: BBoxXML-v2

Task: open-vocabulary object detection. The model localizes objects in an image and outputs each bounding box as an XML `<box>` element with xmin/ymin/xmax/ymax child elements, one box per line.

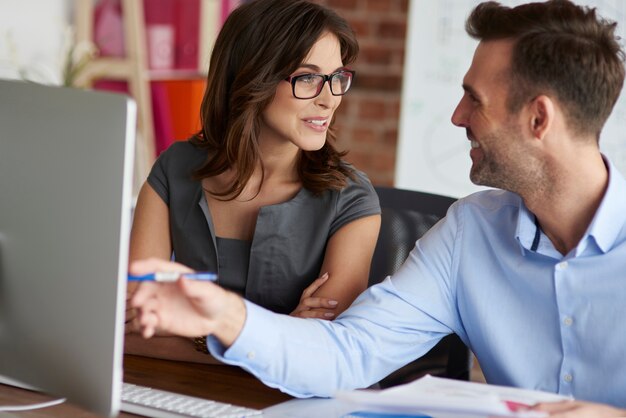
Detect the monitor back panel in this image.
<box><xmin>0</xmin><ymin>80</ymin><xmax>136</xmax><ymax>417</ymax></box>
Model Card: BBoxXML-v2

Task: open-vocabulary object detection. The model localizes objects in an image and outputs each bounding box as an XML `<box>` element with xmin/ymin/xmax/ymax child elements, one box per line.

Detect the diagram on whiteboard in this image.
<box><xmin>396</xmin><ymin>0</ymin><xmax>626</xmax><ymax>198</ymax></box>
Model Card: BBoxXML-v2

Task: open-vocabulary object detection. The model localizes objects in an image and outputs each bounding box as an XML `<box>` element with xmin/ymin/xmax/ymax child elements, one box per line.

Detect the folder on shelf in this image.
<box><xmin>175</xmin><ymin>0</ymin><xmax>201</xmax><ymax>70</ymax></box>
<box><xmin>93</xmin><ymin>79</ymin><xmax>128</xmax><ymax>95</ymax></box>
<box><xmin>144</xmin><ymin>0</ymin><xmax>176</xmax><ymax>70</ymax></box>
<box><xmin>151</xmin><ymin>82</ymin><xmax>176</xmax><ymax>154</ymax></box>
<box><xmin>94</xmin><ymin>0</ymin><xmax>125</xmax><ymax>57</ymax></box>
<box><xmin>161</xmin><ymin>79</ymin><xmax>206</xmax><ymax>142</ymax></box>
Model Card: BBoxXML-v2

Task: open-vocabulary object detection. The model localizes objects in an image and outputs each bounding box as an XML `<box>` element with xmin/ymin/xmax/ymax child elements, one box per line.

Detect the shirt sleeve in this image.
<box><xmin>207</xmin><ymin>201</ymin><xmax>465</xmax><ymax>398</ymax></box>
<box><xmin>146</xmin><ymin>148</ymin><xmax>172</xmax><ymax>206</ymax></box>
<box><xmin>329</xmin><ymin>168</ymin><xmax>381</xmax><ymax>236</ymax></box>
<box><xmin>146</xmin><ymin>141</ymin><xmax>203</xmax><ymax>206</ymax></box>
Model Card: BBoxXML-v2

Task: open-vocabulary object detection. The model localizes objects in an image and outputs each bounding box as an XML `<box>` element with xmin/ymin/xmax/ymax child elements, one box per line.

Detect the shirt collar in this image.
<box><xmin>515</xmin><ymin>197</ymin><xmax>537</xmax><ymax>255</ymax></box>
<box><xmin>585</xmin><ymin>156</ymin><xmax>626</xmax><ymax>253</ymax></box>
<box><xmin>515</xmin><ymin>155</ymin><xmax>626</xmax><ymax>255</ymax></box>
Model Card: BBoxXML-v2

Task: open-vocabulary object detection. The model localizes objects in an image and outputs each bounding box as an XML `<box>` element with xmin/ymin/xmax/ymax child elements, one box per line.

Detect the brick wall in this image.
<box><xmin>313</xmin><ymin>0</ymin><xmax>409</xmax><ymax>186</ymax></box>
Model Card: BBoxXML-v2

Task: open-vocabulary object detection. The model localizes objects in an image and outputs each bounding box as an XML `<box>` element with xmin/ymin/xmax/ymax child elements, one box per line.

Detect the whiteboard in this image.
<box><xmin>396</xmin><ymin>0</ymin><xmax>626</xmax><ymax>198</ymax></box>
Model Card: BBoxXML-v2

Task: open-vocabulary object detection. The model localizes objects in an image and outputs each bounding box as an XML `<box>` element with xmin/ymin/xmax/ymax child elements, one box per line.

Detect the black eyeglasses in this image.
<box><xmin>284</xmin><ymin>70</ymin><xmax>355</xmax><ymax>99</ymax></box>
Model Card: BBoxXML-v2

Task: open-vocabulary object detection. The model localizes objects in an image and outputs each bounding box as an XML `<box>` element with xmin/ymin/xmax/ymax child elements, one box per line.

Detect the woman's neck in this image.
<box><xmin>256</xmin><ymin>139</ymin><xmax>301</xmax><ymax>183</ymax></box>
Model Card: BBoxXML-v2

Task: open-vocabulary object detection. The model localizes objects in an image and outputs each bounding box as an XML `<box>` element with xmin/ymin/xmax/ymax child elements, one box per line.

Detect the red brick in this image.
<box><xmin>368</xmin><ymin>150</ymin><xmax>395</xmax><ymax>171</ymax></box>
<box><xmin>326</xmin><ymin>0</ymin><xmax>358</xmax><ymax>10</ymax></box>
<box><xmin>365</xmin><ymin>0</ymin><xmax>392</xmax><ymax>12</ymax></box>
<box><xmin>344</xmin><ymin>149</ymin><xmax>371</xmax><ymax>169</ymax></box>
<box><xmin>352</xmin><ymin>127</ymin><xmax>379</xmax><ymax>144</ymax></box>
<box><xmin>377</xmin><ymin>20</ymin><xmax>407</xmax><ymax>39</ymax></box>
<box><xmin>386</xmin><ymin>100</ymin><xmax>401</xmax><ymax>119</ymax></box>
<box><xmin>360</xmin><ymin>45</ymin><xmax>393</xmax><ymax>65</ymax></box>
<box><xmin>398</xmin><ymin>0</ymin><xmax>409</xmax><ymax>13</ymax></box>
<box><xmin>384</xmin><ymin>128</ymin><xmax>398</xmax><ymax>146</ymax></box>
<box><xmin>358</xmin><ymin>99</ymin><xmax>388</xmax><ymax>119</ymax></box>
<box><xmin>347</xmin><ymin>18</ymin><xmax>371</xmax><ymax>37</ymax></box>
<box><xmin>397</xmin><ymin>49</ymin><xmax>405</xmax><ymax>66</ymax></box>
<box><xmin>354</xmin><ymin>74</ymin><xmax>403</xmax><ymax>91</ymax></box>
<box><xmin>335</xmin><ymin>97</ymin><xmax>353</xmax><ymax>117</ymax></box>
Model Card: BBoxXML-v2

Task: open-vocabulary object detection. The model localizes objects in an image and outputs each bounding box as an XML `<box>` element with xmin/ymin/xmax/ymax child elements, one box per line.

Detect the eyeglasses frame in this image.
<box><xmin>284</xmin><ymin>69</ymin><xmax>356</xmax><ymax>100</ymax></box>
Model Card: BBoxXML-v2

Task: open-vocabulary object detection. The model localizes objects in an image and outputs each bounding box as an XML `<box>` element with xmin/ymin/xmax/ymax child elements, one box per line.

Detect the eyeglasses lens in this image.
<box><xmin>331</xmin><ymin>72</ymin><xmax>352</xmax><ymax>95</ymax></box>
<box><xmin>294</xmin><ymin>71</ymin><xmax>353</xmax><ymax>99</ymax></box>
<box><xmin>295</xmin><ymin>75</ymin><xmax>324</xmax><ymax>99</ymax></box>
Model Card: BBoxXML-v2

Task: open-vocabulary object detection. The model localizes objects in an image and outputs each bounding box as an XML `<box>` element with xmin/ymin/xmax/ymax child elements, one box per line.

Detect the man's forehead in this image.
<box><xmin>463</xmin><ymin>39</ymin><xmax>514</xmax><ymax>87</ymax></box>
<box><xmin>475</xmin><ymin>39</ymin><xmax>515</xmax><ymax>58</ymax></box>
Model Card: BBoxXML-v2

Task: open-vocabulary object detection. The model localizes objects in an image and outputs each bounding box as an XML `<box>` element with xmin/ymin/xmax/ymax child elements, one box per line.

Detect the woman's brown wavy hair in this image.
<box><xmin>189</xmin><ymin>0</ymin><xmax>359</xmax><ymax>198</ymax></box>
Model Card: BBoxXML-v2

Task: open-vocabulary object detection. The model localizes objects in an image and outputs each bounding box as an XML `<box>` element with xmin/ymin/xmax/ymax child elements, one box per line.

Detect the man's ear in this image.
<box><xmin>528</xmin><ymin>95</ymin><xmax>554</xmax><ymax>140</ymax></box>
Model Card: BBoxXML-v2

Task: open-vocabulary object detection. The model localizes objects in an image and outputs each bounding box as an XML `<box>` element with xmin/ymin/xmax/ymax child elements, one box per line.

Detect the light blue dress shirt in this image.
<box><xmin>208</xmin><ymin>158</ymin><xmax>626</xmax><ymax>408</ymax></box>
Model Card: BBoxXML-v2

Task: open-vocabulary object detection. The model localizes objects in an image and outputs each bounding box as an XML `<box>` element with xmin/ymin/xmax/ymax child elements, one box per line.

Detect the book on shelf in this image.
<box><xmin>94</xmin><ymin>0</ymin><xmax>125</xmax><ymax>57</ymax></box>
<box><xmin>150</xmin><ymin>82</ymin><xmax>176</xmax><ymax>154</ymax></box>
<box><xmin>144</xmin><ymin>0</ymin><xmax>176</xmax><ymax>70</ymax></box>
<box><xmin>175</xmin><ymin>0</ymin><xmax>201</xmax><ymax>70</ymax></box>
<box><xmin>162</xmin><ymin>79</ymin><xmax>206</xmax><ymax>143</ymax></box>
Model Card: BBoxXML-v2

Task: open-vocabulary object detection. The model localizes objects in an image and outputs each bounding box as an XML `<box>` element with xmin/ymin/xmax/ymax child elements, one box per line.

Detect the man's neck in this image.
<box><xmin>522</xmin><ymin>151</ymin><xmax>608</xmax><ymax>255</ymax></box>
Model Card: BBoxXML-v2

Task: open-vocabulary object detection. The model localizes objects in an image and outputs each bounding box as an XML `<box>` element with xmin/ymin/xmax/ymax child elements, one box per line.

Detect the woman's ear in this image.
<box><xmin>528</xmin><ymin>95</ymin><xmax>555</xmax><ymax>140</ymax></box>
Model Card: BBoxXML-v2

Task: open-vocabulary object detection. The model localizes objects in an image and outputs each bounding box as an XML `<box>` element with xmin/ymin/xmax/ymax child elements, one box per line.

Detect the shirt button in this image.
<box><xmin>563</xmin><ymin>317</ymin><xmax>573</xmax><ymax>326</ymax></box>
<box><xmin>564</xmin><ymin>374</ymin><xmax>573</xmax><ymax>382</ymax></box>
<box><xmin>247</xmin><ymin>351</ymin><xmax>256</xmax><ymax>360</ymax></box>
<box><xmin>556</xmin><ymin>261</ymin><xmax>569</xmax><ymax>270</ymax></box>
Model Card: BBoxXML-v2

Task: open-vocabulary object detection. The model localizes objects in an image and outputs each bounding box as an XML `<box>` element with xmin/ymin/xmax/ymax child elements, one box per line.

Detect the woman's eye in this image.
<box><xmin>298</xmin><ymin>75</ymin><xmax>318</xmax><ymax>85</ymax></box>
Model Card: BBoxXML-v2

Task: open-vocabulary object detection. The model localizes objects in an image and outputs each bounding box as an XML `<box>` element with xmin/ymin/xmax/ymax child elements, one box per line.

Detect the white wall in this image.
<box><xmin>0</xmin><ymin>0</ymin><xmax>71</xmax><ymax>84</ymax></box>
<box><xmin>397</xmin><ymin>0</ymin><xmax>626</xmax><ymax>198</ymax></box>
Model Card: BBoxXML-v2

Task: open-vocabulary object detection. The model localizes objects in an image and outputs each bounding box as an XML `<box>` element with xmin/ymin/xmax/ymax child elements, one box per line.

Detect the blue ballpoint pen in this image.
<box><xmin>128</xmin><ymin>272</ymin><xmax>218</xmax><ymax>282</ymax></box>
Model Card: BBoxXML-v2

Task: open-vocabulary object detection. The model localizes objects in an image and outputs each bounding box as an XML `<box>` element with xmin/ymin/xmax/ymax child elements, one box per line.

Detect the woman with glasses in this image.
<box><xmin>126</xmin><ymin>0</ymin><xmax>381</xmax><ymax>362</ymax></box>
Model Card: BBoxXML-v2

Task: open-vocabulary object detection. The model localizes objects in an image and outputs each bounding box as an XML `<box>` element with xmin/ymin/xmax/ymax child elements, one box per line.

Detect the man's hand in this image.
<box><xmin>130</xmin><ymin>258</ymin><xmax>247</xmax><ymax>347</ymax></box>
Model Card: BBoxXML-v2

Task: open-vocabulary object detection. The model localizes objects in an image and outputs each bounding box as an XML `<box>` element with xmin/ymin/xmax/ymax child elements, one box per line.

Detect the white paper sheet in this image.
<box><xmin>335</xmin><ymin>375</ymin><xmax>570</xmax><ymax>417</ymax></box>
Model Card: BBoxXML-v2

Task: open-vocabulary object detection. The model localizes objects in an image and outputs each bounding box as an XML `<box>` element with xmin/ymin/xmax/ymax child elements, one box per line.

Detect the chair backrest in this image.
<box><xmin>369</xmin><ymin>187</ymin><xmax>456</xmax><ymax>287</ymax></box>
<box><xmin>370</xmin><ymin>187</ymin><xmax>471</xmax><ymax>387</ymax></box>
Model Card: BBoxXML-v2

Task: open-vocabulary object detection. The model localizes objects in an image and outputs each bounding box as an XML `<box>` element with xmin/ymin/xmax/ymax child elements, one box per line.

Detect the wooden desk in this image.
<box><xmin>0</xmin><ymin>355</ymin><xmax>292</xmax><ymax>417</ymax></box>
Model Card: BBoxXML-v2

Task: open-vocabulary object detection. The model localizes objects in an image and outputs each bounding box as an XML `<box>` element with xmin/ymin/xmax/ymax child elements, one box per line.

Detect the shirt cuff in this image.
<box><xmin>205</xmin><ymin>300</ymin><xmax>315</xmax><ymax>398</ymax></box>
<box><xmin>206</xmin><ymin>300</ymin><xmax>273</xmax><ymax>370</ymax></box>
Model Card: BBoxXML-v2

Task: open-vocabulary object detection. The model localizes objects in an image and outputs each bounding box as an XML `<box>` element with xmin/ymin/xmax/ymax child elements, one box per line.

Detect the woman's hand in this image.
<box><xmin>290</xmin><ymin>272</ymin><xmax>339</xmax><ymax>319</ymax></box>
<box><xmin>533</xmin><ymin>400</ymin><xmax>626</xmax><ymax>417</ymax></box>
<box><xmin>130</xmin><ymin>258</ymin><xmax>246</xmax><ymax>347</ymax></box>
<box><xmin>125</xmin><ymin>281</ymin><xmax>140</xmax><ymax>333</ymax></box>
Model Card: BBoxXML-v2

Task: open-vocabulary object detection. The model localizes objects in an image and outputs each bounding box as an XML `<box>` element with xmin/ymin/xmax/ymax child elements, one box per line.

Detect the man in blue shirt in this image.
<box><xmin>130</xmin><ymin>1</ymin><xmax>626</xmax><ymax>416</ymax></box>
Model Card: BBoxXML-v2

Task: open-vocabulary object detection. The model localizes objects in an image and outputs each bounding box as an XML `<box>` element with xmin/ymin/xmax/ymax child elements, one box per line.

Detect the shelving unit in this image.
<box><xmin>71</xmin><ymin>0</ymin><xmax>223</xmax><ymax>195</ymax></box>
<box><xmin>73</xmin><ymin>0</ymin><xmax>156</xmax><ymax>194</ymax></box>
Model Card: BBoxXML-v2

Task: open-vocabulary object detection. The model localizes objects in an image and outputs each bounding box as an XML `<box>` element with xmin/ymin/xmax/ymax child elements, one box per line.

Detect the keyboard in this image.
<box><xmin>121</xmin><ymin>382</ymin><xmax>262</xmax><ymax>418</ymax></box>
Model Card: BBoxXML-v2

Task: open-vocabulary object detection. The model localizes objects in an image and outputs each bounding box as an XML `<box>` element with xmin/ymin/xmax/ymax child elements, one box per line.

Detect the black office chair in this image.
<box><xmin>370</xmin><ymin>186</ymin><xmax>471</xmax><ymax>388</ymax></box>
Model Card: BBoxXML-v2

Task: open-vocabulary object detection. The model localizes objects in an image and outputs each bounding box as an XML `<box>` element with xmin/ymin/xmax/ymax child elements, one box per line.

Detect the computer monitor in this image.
<box><xmin>0</xmin><ymin>79</ymin><xmax>136</xmax><ymax>417</ymax></box>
